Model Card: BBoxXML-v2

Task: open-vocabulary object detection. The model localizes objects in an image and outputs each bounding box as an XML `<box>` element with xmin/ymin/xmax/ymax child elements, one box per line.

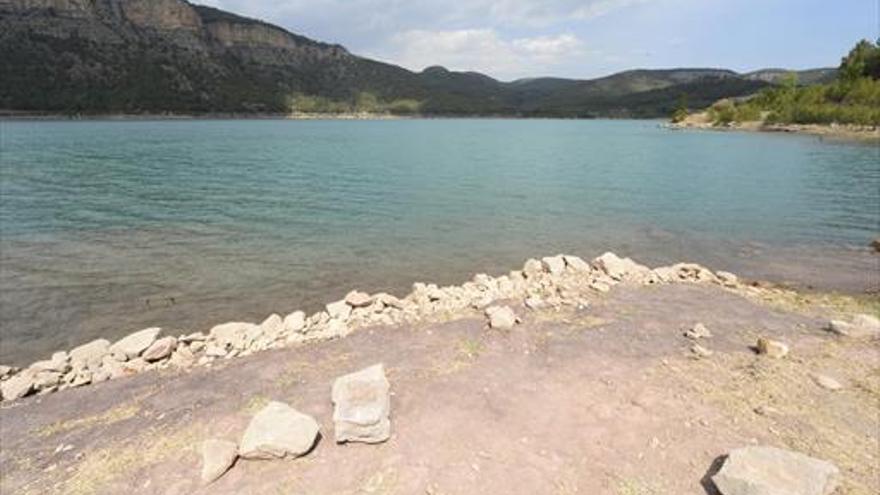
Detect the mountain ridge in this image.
<box><xmin>0</xmin><ymin>0</ymin><xmax>835</xmax><ymax>117</ymax></box>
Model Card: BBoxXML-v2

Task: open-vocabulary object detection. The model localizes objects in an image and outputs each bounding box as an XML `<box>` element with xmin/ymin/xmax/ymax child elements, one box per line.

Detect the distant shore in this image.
<box><xmin>666</xmin><ymin>113</ymin><xmax>880</xmax><ymax>142</ymax></box>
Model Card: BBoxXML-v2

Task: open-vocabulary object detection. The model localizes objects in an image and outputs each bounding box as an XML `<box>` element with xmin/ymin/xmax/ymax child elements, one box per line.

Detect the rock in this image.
<box><xmin>0</xmin><ymin>365</ymin><xmax>14</xmax><ymax>379</ymax></box>
<box><xmin>1</xmin><ymin>370</ymin><xmax>36</xmax><ymax>401</ymax></box>
<box><xmin>684</xmin><ymin>323</ymin><xmax>713</xmax><ymax>340</ymax></box>
<box><xmin>591</xmin><ymin>252</ymin><xmax>651</xmax><ymax>282</ymax></box>
<box><xmin>756</xmin><ymin>337</ymin><xmax>789</xmax><ymax>359</ymax></box>
<box><xmin>180</xmin><ymin>332</ymin><xmax>207</xmax><ymax>343</ymax></box>
<box><xmin>522</xmin><ymin>258</ymin><xmax>544</xmax><ymax>279</ymax></box>
<box><xmin>563</xmin><ymin>255</ymin><xmax>591</xmax><ymax>272</ymax></box>
<box><xmin>239</xmin><ymin>401</ymin><xmax>320</xmax><ymax>459</ymax></box>
<box><xmin>325</xmin><ymin>319</ymin><xmax>349</xmax><ymax>337</ymax></box>
<box><xmin>283</xmin><ymin>311</ymin><xmax>307</xmax><ymax>333</ymax></box>
<box><xmin>109</xmin><ymin>327</ymin><xmax>161</xmax><ymax>360</ymax></box>
<box><xmin>34</xmin><ymin>371</ymin><xmax>62</xmax><ymax>390</ymax></box>
<box><xmin>332</xmin><ymin>364</ymin><xmax>391</xmax><ymax>444</ymax></box>
<box><xmin>209</xmin><ymin>322</ymin><xmax>261</xmax><ymax>350</ymax></box>
<box><xmin>169</xmin><ymin>345</ymin><xmax>195</xmax><ymax>368</ymax></box>
<box><xmin>122</xmin><ymin>358</ymin><xmax>147</xmax><ymax>374</ymax></box>
<box><xmin>871</xmin><ymin>237</ymin><xmax>880</xmax><ymax>252</ymax></box>
<box><xmin>345</xmin><ymin>290</ymin><xmax>372</xmax><ymax>308</ymax></box>
<box><xmin>142</xmin><ymin>336</ymin><xmax>177</xmax><ymax>362</ymax></box>
<box><xmin>205</xmin><ymin>342</ymin><xmax>227</xmax><ymax>357</ymax></box>
<box><xmin>326</xmin><ymin>300</ymin><xmax>352</xmax><ymax>321</ymax></box>
<box><xmin>711</xmin><ymin>445</ymin><xmax>839</xmax><ymax>495</ymax></box>
<box><xmin>259</xmin><ymin>314</ymin><xmax>284</xmax><ymax>338</ymax></box>
<box><xmin>851</xmin><ymin>313</ymin><xmax>880</xmax><ymax>337</ymax></box>
<box><xmin>716</xmin><ymin>271</ymin><xmax>739</xmax><ymax>287</ymax></box>
<box><xmin>69</xmin><ymin>339</ymin><xmax>111</xmax><ymax>369</ymax></box>
<box><xmin>30</xmin><ymin>354</ymin><xmax>69</xmax><ymax>374</ymax></box>
<box><xmin>485</xmin><ymin>306</ymin><xmax>518</xmax><ymax>330</ymax></box>
<box><xmin>200</xmin><ymin>439</ymin><xmax>237</xmax><ymax>483</ymax></box>
<box><xmin>691</xmin><ymin>344</ymin><xmax>714</xmax><ymax>358</ymax></box>
<box><xmin>825</xmin><ymin>320</ymin><xmax>853</xmax><ymax>336</ymax></box>
<box><xmin>524</xmin><ymin>296</ymin><xmax>546</xmax><ymax>310</ymax></box>
<box><xmin>541</xmin><ymin>255</ymin><xmax>566</xmax><ymax>275</ymax></box>
<box><xmin>373</xmin><ymin>293</ymin><xmax>404</xmax><ymax>310</ymax></box>
<box><xmin>811</xmin><ymin>373</ymin><xmax>843</xmax><ymax>391</ymax></box>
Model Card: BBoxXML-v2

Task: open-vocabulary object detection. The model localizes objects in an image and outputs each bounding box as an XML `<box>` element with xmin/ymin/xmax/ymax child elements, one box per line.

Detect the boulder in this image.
<box><xmin>326</xmin><ymin>300</ymin><xmax>352</xmax><ymax>321</ymax></box>
<box><xmin>373</xmin><ymin>293</ymin><xmax>404</xmax><ymax>310</ymax></box>
<box><xmin>345</xmin><ymin>291</ymin><xmax>372</xmax><ymax>308</ymax></box>
<box><xmin>30</xmin><ymin>353</ymin><xmax>70</xmax><ymax>374</ymax></box>
<box><xmin>871</xmin><ymin>237</ymin><xmax>880</xmax><ymax>252</ymax></box>
<box><xmin>591</xmin><ymin>252</ymin><xmax>651</xmax><ymax>282</ymax></box>
<box><xmin>563</xmin><ymin>255</ymin><xmax>591</xmax><ymax>272</ymax></box>
<box><xmin>210</xmin><ymin>322</ymin><xmax>261</xmax><ymax>350</ymax></box>
<box><xmin>0</xmin><ymin>365</ymin><xmax>14</xmax><ymax>379</ymax></box>
<box><xmin>716</xmin><ymin>271</ymin><xmax>739</xmax><ymax>287</ymax></box>
<box><xmin>541</xmin><ymin>255</ymin><xmax>566</xmax><ymax>275</ymax></box>
<box><xmin>200</xmin><ymin>439</ymin><xmax>237</xmax><ymax>483</ymax></box>
<box><xmin>69</xmin><ymin>339</ymin><xmax>111</xmax><ymax>369</ymax></box>
<box><xmin>142</xmin><ymin>336</ymin><xmax>177</xmax><ymax>362</ymax></box>
<box><xmin>283</xmin><ymin>311</ymin><xmax>307</xmax><ymax>333</ymax></box>
<box><xmin>711</xmin><ymin>445</ymin><xmax>839</xmax><ymax>495</ymax></box>
<box><xmin>332</xmin><ymin>364</ymin><xmax>391</xmax><ymax>444</ymax></box>
<box><xmin>1</xmin><ymin>370</ymin><xmax>36</xmax><ymax>401</ymax></box>
<box><xmin>684</xmin><ymin>323</ymin><xmax>713</xmax><ymax>340</ymax></box>
<box><xmin>522</xmin><ymin>258</ymin><xmax>544</xmax><ymax>279</ymax></box>
<box><xmin>485</xmin><ymin>306</ymin><xmax>518</xmax><ymax>330</ymax></box>
<box><xmin>756</xmin><ymin>337</ymin><xmax>789</xmax><ymax>359</ymax></box>
<box><xmin>259</xmin><ymin>314</ymin><xmax>284</xmax><ymax>338</ymax></box>
<box><xmin>109</xmin><ymin>327</ymin><xmax>161</xmax><ymax>360</ymax></box>
<box><xmin>239</xmin><ymin>401</ymin><xmax>320</xmax><ymax>459</ymax></box>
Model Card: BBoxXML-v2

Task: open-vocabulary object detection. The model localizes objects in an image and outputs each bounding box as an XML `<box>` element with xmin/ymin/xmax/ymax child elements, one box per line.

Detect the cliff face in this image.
<box><xmin>1</xmin><ymin>0</ymin><xmax>780</xmax><ymax>116</ymax></box>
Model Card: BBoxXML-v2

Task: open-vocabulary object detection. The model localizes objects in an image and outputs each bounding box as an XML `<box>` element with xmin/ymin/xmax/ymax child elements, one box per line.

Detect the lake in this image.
<box><xmin>1</xmin><ymin>119</ymin><xmax>877</xmax><ymax>365</ymax></box>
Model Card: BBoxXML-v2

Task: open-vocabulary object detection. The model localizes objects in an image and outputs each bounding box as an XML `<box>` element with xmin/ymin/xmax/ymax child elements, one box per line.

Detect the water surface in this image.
<box><xmin>1</xmin><ymin>119</ymin><xmax>878</xmax><ymax>365</ymax></box>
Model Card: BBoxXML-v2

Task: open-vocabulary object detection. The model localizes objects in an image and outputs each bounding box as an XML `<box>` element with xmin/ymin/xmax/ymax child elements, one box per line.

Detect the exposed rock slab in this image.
<box><xmin>332</xmin><ymin>364</ymin><xmax>391</xmax><ymax>444</ymax></box>
<box><xmin>712</xmin><ymin>446</ymin><xmax>839</xmax><ymax>495</ymax></box>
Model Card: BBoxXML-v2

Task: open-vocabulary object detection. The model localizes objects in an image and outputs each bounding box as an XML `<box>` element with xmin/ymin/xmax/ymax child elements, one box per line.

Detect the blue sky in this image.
<box><xmin>199</xmin><ymin>0</ymin><xmax>878</xmax><ymax>81</ymax></box>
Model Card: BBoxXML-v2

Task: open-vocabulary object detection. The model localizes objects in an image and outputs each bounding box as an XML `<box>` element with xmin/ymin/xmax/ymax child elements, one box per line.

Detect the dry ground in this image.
<box><xmin>1</xmin><ymin>283</ymin><xmax>877</xmax><ymax>495</ymax></box>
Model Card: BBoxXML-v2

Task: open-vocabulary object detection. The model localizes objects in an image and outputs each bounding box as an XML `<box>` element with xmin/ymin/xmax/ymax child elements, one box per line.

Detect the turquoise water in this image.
<box><xmin>1</xmin><ymin>119</ymin><xmax>878</xmax><ymax>364</ymax></box>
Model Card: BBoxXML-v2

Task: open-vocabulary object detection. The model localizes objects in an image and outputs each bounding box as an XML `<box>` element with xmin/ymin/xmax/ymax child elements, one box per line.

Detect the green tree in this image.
<box><xmin>670</xmin><ymin>94</ymin><xmax>689</xmax><ymax>122</ymax></box>
<box><xmin>840</xmin><ymin>39</ymin><xmax>880</xmax><ymax>81</ymax></box>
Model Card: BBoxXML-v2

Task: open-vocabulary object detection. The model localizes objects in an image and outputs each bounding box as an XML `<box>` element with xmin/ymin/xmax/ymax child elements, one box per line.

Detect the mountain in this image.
<box><xmin>0</xmin><ymin>0</ymin><xmax>819</xmax><ymax>117</ymax></box>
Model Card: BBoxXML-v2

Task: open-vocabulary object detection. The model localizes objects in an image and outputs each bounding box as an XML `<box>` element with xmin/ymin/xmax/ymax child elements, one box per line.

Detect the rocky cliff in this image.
<box><xmin>0</xmin><ymin>0</ymin><xmax>796</xmax><ymax>116</ymax></box>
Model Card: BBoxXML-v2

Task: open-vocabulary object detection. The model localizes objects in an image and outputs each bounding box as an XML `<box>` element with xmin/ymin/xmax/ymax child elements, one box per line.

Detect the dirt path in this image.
<box><xmin>1</xmin><ymin>283</ymin><xmax>877</xmax><ymax>495</ymax></box>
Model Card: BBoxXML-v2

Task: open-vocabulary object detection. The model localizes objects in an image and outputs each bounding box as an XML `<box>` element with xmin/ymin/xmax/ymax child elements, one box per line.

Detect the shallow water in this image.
<box><xmin>1</xmin><ymin>119</ymin><xmax>878</xmax><ymax>365</ymax></box>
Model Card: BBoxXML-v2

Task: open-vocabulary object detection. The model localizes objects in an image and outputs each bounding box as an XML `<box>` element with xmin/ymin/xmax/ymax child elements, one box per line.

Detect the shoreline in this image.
<box><xmin>666</xmin><ymin>119</ymin><xmax>880</xmax><ymax>143</ymax></box>
<box><xmin>2</xmin><ymin>251</ymin><xmax>876</xmax><ymax>403</ymax></box>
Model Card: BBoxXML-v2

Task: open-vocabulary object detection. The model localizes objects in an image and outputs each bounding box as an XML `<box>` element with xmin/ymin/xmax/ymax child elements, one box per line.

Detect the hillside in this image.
<box><xmin>0</xmin><ymin>0</ymin><xmax>825</xmax><ymax>117</ymax></box>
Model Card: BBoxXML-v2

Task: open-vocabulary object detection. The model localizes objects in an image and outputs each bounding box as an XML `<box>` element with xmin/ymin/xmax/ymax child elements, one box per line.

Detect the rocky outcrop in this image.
<box><xmin>712</xmin><ymin>446</ymin><xmax>839</xmax><ymax>495</ymax></box>
<box><xmin>120</xmin><ymin>0</ymin><xmax>201</xmax><ymax>31</ymax></box>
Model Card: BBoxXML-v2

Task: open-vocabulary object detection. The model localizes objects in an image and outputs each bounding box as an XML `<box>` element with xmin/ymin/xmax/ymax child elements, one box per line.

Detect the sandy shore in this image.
<box><xmin>1</xmin><ymin>252</ymin><xmax>878</xmax><ymax>494</ymax></box>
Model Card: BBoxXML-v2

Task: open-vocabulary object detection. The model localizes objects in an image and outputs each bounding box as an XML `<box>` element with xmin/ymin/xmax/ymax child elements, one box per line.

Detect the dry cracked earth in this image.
<box><xmin>1</xmin><ymin>283</ymin><xmax>878</xmax><ymax>495</ymax></box>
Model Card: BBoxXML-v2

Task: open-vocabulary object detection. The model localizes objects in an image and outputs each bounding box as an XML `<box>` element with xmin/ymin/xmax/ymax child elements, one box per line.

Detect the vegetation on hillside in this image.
<box><xmin>703</xmin><ymin>40</ymin><xmax>880</xmax><ymax>126</ymax></box>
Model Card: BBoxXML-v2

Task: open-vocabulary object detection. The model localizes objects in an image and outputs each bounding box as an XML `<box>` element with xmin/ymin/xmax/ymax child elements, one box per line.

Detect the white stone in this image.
<box><xmin>239</xmin><ymin>401</ymin><xmax>320</xmax><ymax>459</ymax></box>
<box><xmin>811</xmin><ymin>373</ymin><xmax>843</xmax><ymax>391</ymax></box>
<box><xmin>684</xmin><ymin>323</ymin><xmax>713</xmax><ymax>339</ymax></box>
<box><xmin>541</xmin><ymin>255</ymin><xmax>566</xmax><ymax>275</ymax></box>
<box><xmin>200</xmin><ymin>439</ymin><xmax>237</xmax><ymax>483</ymax></box>
<box><xmin>485</xmin><ymin>306</ymin><xmax>518</xmax><ymax>330</ymax></box>
<box><xmin>283</xmin><ymin>311</ymin><xmax>307</xmax><ymax>333</ymax></box>
<box><xmin>563</xmin><ymin>255</ymin><xmax>591</xmax><ymax>272</ymax></box>
<box><xmin>332</xmin><ymin>364</ymin><xmax>391</xmax><ymax>444</ymax></box>
<box><xmin>345</xmin><ymin>290</ymin><xmax>372</xmax><ymax>308</ymax></box>
<box><xmin>326</xmin><ymin>300</ymin><xmax>352</xmax><ymax>321</ymax></box>
<box><xmin>522</xmin><ymin>258</ymin><xmax>544</xmax><ymax>279</ymax></box>
<box><xmin>1</xmin><ymin>370</ymin><xmax>36</xmax><ymax>400</ymax></box>
<box><xmin>591</xmin><ymin>252</ymin><xmax>651</xmax><ymax>282</ymax></box>
<box><xmin>259</xmin><ymin>314</ymin><xmax>284</xmax><ymax>338</ymax></box>
<box><xmin>69</xmin><ymin>339</ymin><xmax>111</xmax><ymax>369</ymax></box>
<box><xmin>712</xmin><ymin>446</ymin><xmax>839</xmax><ymax>495</ymax></box>
<box><xmin>110</xmin><ymin>327</ymin><xmax>161</xmax><ymax>359</ymax></box>
<box><xmin>757</xmin><ymin>338</ymin><xmax>789</xmax><ymax>359</ymax></box>
<box><xmin>209</xmin><ymin>322</ymin><xmax>261</xmax><ymax>350</ymax></box>
<box><xmin>716</xmin><ymin>271</ymin><xmax>739</xmax><ymax>287</ymax></box>
<box><xmin>142</xmin><ymin>336</ymin><xmax>177</xmax><ymax>362</ymax></box>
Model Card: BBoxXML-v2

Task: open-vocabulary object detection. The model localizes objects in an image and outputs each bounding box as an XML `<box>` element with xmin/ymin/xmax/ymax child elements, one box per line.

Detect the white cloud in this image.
<box><xmin>383</xmin><ymin>29</ymin><xmax>585</xmax><ymax>80</ymax></box>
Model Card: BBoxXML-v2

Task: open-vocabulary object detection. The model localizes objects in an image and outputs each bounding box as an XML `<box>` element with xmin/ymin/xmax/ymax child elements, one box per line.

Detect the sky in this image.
<box><xmin>198</xmin><ymin>0</ymin><xmax>878</xmax><ymax>81</ymax></box>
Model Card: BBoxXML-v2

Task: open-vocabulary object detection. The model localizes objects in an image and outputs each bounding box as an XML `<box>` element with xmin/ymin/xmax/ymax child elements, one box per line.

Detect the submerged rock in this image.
<box><xmin>239</xmin><ymin>401</ymin><xmax>320</xmax><ymax>459</ymax></box>
<box><xmin>712</xmin><ymin>445</ymin><xmax>839</xmax><ymax>495</ymax></box>
<box><xmin>109</xmin><ymin>327</ymin><xmax>161</xmax><ymax>360</ymax></box>
<box><xmin>332</xmin><ymin>364</ymin><xmax>391</xmax><ymax>444</ymax></box>
<box><xmin>200</xmin><ymin>439</ymin><xmax>237</xmax><ymax>483</ymax></box>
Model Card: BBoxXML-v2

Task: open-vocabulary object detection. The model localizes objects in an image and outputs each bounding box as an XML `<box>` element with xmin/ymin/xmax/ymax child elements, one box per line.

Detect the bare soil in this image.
<box><xmin>1</xmin><ymin>283</ymin><xmax>877</xmax><ymax>495</ymax></box>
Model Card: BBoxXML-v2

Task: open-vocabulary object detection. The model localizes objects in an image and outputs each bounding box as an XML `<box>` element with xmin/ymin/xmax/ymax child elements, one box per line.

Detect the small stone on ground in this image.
<box><xmin>332</xmin><ymin>364</ymin><xmax>391</xmax><ymax>444</ymax></box>
<box><xmin>200</xmin><ymin>439</ymin><xmax>237</xmax><ymax>483</ymax></box>
<box><xmin>239</xmin><ymin>401</ymin><xmax>320</xmax><ymax>459</ymax></box>
<box><xmin>712</xmin><ymin>445</ymin><xmax>839</xmax><ymax>495</ymax></box>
